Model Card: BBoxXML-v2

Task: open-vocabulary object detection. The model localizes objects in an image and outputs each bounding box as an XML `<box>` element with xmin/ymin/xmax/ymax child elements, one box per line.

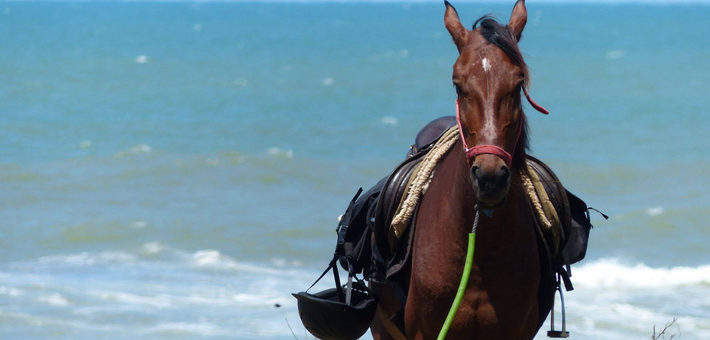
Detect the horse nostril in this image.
<box><xmin>499</xmin><ymin>166</ymin><xmax>510</xmax><ymax>183</ymax></box>
<box><xmin>471</xmin><ymin>165</ymin><xmax>482</xmax><ymax>181</ymax></box>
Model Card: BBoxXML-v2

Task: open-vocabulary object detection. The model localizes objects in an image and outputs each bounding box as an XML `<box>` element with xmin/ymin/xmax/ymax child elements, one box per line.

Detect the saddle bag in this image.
<box><xmin>335</xmin><ymin>180</ymin><xmax>384</xmax><ymax>275</ymax></box>
<box><xmin>563</xmin><ymin>190</ymin><xmax>606</xmax><ymax>264</ymax></box>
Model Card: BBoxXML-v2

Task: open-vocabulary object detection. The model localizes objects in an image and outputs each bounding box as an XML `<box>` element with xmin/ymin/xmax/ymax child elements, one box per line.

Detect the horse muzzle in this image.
<box><xmin>470</xmin><ymin>154</ymin><xmax>511</xmax><ymax>208</ymax></box>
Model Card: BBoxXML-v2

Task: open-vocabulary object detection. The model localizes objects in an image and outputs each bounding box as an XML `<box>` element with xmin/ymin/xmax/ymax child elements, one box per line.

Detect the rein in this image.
<box><xmin>455</xmin><ymin>84</ymin><xmax>549</xmax><ymax>167</ymax></box>
<box><xmin>437</xmin><ymin>206</ymin><xmax>480</xmax><ymax>340</ymax></box>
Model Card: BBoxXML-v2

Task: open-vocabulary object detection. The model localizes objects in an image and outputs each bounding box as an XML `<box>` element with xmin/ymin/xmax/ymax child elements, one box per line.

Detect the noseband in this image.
<box><xmin>455</xmin><ymin>84</ymin><xmax>549</xmax><ymax>167</ymax></box>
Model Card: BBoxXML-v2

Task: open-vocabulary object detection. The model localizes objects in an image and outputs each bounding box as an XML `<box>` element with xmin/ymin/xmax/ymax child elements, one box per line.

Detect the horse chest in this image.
<box><xmin>414</xmin><ymin>271</ymin><xmax>539</xmax><ymax>340</ymax></box>
<box><xmin>409</xmin><ymin>229</ymin><xmax>540</xmax><ymax>340</ymax></box>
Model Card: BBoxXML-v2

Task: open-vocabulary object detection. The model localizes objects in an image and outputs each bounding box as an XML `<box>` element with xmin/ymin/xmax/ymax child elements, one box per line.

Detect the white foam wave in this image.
<box><xmin>536</xmin><ymin>259</ymin><xmax>710</xmax><ymax>339</ymax></box>
<box><xmin>135</xmin><ymin>55</ymin><xmax>149</xmax><ymax>64</ymax></box>
<box><xmin>381</xmin><ymin>116</ymin><xmax>398</xmax><ymax>125</ymax></box>
<box><xmin>232</xmin><ymin>292</ymin><xmax>282</xmax><ymax>306</ymax></box>
<box><xmin>0</xmin><ymin>246</ymin><xmax>333</xmax><ymax>338</ymax></box>
<box><xmin>0</xmin><ymin>286</ymin><xmax>23</xmax><ymax>297</ymax></box>
<box><xmin>8</xmin><ymin>249</ymin><xmax>710</xmax><ymax>339</ymax></box>
<box><xmin>190</xmin><ymin>250</ymin><xmax>297</xmax><ymax>275</ymax></box>
<box><xmin>141</xmin><ymin>321</ymin><xmax>232</xmax><ymax>336</ymax></box>
<box><xmin>38</xmin><ymin>251</ymin><xmax>137</xmax><ymax>266</ymax></box>
<box><xmin>79</xmin><ymin>139</ymin><xmax>92</xmax><ymax>149</ymax></box>
<box><xmin>266</xmin><ymin>147</ymin><xmax>293</xmax><ymax>159</ymax></box>
<box><xmin>192</xmin><ymin>250</ymin><xmax>231</xmax><ymax>267</ymax></box>
<box><xmin>130</xmin><ymin>220</ymin><xmax>148</xmax><ymax>228</ymax></box>
<box><xmin>114</xmin><ymin>144</ymin><xmax>153</xmax><ymax>158</ymax></box>
<box><xmin>271</xmin><ymin>257</ymin><xmax>304</xmax><ymax>267</ymax></box>
<box><xmin>560</xmin><ymin>297</ymin><xmax>710</xmax><ymax>339</ymax></box>
<box><xmin>646</xmin><ymin>206</ymin><xmax>665</xmax><ymax>216</ymax></box>
<box><xmin>130</xmin><ymin>143</ymin><xmax>152</xmax><ymax>153</ymax></box>
<box><xmin>12</xmin><ymin>244</ymin><xmax>311</xmax><ymax>281</ymax></box>
<box><xmin>605</xmin><ymin>50</ymin><xmax>626</xmax><ymax>60</ymax></box>
<box><xmin>93</xmin><ymin>291</ymin><xmax>173</xmax><ymax>308</ymax></box>
<box><xmin>573</xmin><ymin>258</ymin><xmax>710</xmax><ymax>289</ymax></box>
<box><xmin>142</xmin><ymin>241</ymin><xmax>167</xmax><ymax>254</ymax></box>
<box><xmin>37</xmin><ymin>293</ymin><xmax>69</xmax><ymax>306</ymax></box>
<box><xmin>0</xmin><ymin>310</ymin><xmax>124</xmax><ymax>332</ymax></box>
<box><xmin>86</xmin><ymin>285</ymin><xmax>285</xmax><ymax>311</ymax></box>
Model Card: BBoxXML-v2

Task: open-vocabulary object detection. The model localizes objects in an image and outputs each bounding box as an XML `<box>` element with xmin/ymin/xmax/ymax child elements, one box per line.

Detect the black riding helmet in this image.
<box><xmin>293</xmin><ymin>277</ymin><xmax>376</xmax><ymax>340</ymax></box>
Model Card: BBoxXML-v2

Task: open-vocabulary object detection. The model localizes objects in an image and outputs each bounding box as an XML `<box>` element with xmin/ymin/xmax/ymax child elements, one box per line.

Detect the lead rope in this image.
<box><xmin>437</xmin><ymin>205</ymin><xmax>480</xmax><ymax>340</ymax></box>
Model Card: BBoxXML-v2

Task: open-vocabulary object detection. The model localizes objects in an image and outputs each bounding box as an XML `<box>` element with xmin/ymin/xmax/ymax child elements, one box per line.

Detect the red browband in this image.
<box><xmin>456</xmin><ymin>86</ymin><xmax>548</xmax><ymax>167</ymax></box>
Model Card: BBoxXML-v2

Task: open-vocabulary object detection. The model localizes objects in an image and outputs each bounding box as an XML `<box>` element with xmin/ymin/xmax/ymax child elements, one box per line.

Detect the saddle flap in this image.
<box><xmin>374</xmin><ymin>153</ymin><xmax>427</xmax><ymax>261</ymax></box>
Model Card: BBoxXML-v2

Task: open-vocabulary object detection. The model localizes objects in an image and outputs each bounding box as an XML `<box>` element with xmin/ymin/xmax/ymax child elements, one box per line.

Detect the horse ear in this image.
<box><xmin>508</xmin><ymin>0</ymin><xmax>527</xmax><ymax>41</ymax></box>
<box><xmin>444</xmin><ymin>1</ymin><xmax>467</xmax><ymax>52</ymax></box>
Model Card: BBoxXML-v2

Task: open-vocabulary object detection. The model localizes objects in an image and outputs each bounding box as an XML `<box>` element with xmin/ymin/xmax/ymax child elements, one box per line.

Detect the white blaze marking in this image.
<box><xmin>482</xmin><ymin>58</ymin><xmax>491</xmax><ymax>72</ymax></box>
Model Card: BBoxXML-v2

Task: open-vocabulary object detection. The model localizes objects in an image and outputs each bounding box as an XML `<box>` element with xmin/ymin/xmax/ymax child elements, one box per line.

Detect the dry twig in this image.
<box><xmin>652</xmin><ymin>318</ymin><xmax>680</xmax><ymax>340</ymax></box>
<box><xmin>286</xmin><ymin>318</ymin><xmax>299</xmax><ymax>340</ymax></box>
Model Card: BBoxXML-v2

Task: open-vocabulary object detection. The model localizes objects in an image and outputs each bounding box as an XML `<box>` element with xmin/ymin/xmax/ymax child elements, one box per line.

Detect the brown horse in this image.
<box><xmin>370</xmin><ymin>1</ymin><xmax>554</xmax><ymax>339</ymax></box>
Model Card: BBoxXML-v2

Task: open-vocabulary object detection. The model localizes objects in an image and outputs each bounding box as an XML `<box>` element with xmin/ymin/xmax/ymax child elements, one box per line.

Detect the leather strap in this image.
<box><xmin>523</xmin><ymin>84</ymin><xmax>549</xmax><ymax>115</ymax></box>
<box><xmin>466</xmin><ymin>145</ymin><xmax>512</xmax><ymax>167</ymax></box>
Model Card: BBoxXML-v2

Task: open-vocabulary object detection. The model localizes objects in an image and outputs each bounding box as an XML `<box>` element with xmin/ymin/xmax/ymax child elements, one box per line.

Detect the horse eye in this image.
<box><xmin>453</xmin><ymin>83</ymin><xmax>463</xmax><ymax>95</ymax></box>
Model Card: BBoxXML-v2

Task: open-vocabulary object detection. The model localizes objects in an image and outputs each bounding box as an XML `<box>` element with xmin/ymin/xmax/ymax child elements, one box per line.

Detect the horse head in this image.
<box><xmin>445</xmin><ymin>0</ymin><xmax>543</xmax><ymax>209</ymax></box>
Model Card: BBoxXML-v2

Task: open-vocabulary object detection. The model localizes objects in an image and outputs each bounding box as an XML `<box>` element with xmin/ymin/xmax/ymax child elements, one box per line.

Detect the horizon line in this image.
<box><xmin>3</xmin><ymin>0</ymin><xmax>710</xmax><ymax>5</ymax></box>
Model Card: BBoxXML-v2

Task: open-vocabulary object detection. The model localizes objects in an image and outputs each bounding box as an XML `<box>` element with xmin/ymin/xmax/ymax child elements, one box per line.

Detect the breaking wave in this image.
<box><xmin>573</xmin><ymin>258</ymin><xmax>710</xmax><ymax>289</ymax></box>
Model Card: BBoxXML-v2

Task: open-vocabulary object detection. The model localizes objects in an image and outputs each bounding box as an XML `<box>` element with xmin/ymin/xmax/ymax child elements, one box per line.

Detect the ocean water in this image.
<box><xmin>1</xmin><ymin>2</ymin><xmax>709</xmax><ymax>339</ymax></box>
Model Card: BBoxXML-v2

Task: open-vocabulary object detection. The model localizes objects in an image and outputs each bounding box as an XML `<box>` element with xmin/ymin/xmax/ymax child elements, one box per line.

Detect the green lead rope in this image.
<box><xmin>437</xmin><ymin>208</ymin><xmax>479</xmax><ymax>340</ymax></box>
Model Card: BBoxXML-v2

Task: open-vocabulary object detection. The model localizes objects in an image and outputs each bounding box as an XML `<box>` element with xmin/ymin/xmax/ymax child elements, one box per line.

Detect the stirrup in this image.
<box><xmin>548</xmin><ymin>275</ymin><xmax>570</xmax><ymax>338</ymax></box>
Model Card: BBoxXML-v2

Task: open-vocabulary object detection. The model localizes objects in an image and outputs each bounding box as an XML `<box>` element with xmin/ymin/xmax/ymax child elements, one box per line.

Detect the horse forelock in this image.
<box><xmin>472</xmin><ymin>16</ymin><xmax>530</xmax><ymax>87</ymax></box>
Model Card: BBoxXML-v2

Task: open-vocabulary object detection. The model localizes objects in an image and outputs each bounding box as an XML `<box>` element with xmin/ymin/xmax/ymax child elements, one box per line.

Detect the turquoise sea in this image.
<box><xmin>1</xmin><ymin>1</ymin><xmax>709</xmax><ymax>339</ymax></box>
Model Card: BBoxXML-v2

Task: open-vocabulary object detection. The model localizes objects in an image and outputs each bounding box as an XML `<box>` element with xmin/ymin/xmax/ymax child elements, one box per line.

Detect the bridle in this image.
<box><xmin>456</xmin><ymin>83</ymin><xmax>549</xmax><ymax>167</ymax></box>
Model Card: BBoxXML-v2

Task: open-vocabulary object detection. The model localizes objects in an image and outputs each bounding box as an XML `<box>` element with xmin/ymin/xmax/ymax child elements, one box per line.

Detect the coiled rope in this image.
<box><xmin>390</xmin><ymin>125</ymin><xmax>553</xmax><ymax>246</ymax></box>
